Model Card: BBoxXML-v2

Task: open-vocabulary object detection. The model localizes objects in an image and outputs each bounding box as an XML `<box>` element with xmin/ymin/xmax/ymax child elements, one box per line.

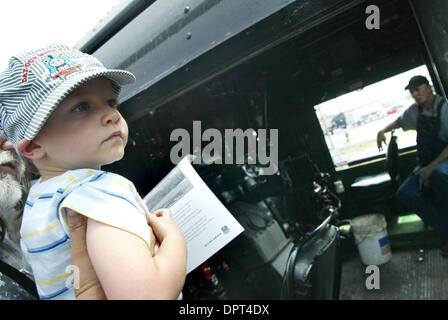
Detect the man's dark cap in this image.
<box><xmin>405</xmin><ymin>75</ymin><xmax>429</xmax><ymax>90</ymax></box>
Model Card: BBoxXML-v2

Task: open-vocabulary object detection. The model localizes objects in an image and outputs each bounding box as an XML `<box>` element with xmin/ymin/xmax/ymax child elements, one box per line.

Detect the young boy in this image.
<box><xmin>0</xmin><ymin>44</ymin><xmax>187</xmax><ymax>299</ymax></box>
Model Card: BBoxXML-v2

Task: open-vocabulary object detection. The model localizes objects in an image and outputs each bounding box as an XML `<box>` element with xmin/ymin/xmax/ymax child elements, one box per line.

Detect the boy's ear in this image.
<box><xmin>16</xmin><ymin>139</ymin><xmax>46</xmax><ymax>160</ymax></box>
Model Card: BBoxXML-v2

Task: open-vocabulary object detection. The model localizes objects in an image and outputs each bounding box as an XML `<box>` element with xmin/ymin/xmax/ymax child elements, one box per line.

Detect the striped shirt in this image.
<box><xmin>20</xmin><ymin>169</ymin><xmax>152</xmax><ymax>300</ymax></box>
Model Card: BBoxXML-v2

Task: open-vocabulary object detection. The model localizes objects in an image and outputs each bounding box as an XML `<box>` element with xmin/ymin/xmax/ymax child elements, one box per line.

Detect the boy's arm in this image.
<box><xmin>86</xmin><ymin>212</ymin><xmax>187</xmax><ymax>300</ymax></box>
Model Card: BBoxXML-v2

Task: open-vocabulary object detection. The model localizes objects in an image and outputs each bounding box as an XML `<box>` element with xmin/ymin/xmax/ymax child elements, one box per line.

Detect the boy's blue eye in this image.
<box><xmin>108</xmin><ymin>99</ymin><xmax>118</xmax><ymax>108</ymax></box>
<box><xmin>71</xmin><ymin>102</ymin><xmax>89</xmax><ymax>113</ymax></box>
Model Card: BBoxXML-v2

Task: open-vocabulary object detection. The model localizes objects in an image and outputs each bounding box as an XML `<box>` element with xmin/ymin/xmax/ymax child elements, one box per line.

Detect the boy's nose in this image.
<box><xmin>102</xmin><ymin>107</ymin><xmax>121</xmax><ymax>126</ymax></box>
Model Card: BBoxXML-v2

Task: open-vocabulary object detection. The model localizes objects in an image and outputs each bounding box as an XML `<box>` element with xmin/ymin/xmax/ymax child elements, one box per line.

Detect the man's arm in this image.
<box><xmin>86</xmin><ymin>209</ymin><xmax>187</xmax><ymax>300</ymax></box>
<box><xmin>415</xmin><ymin>145</ymin><xmax>448</xmax><ymax>190</ymax></box>
<box><xmin>377</xmin><ymin>119</ymin><xmax>401</xmax><ymax>151</ymax></box>
<box><xmin>429</xmin><ymin>145</ymin><xmax>448</xmax><ymax>167</ymax></box>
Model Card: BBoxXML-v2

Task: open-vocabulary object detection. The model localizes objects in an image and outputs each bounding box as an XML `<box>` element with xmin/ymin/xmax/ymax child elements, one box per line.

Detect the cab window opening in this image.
<box><xmin>314</xmin><ymin>65</ymin><xmax>431</xmax><ymax>170</ymax></box>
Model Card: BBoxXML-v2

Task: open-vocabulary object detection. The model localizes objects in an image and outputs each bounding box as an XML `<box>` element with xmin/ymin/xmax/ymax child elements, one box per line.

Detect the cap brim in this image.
<box><xmin>405</xmin><ymin>81</ymin><xmax>429</xmax><ymax>90</ymax></box>
<box><xmin>23</xmin><ymin>68</ymin><xmax>136</xmax><ymax>141</ymax></box>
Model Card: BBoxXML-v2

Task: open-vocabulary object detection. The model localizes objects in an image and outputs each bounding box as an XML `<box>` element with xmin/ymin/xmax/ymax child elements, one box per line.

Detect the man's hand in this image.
<box><xmin>0</xmin><ymin>136</ymin><xmax>14</xmax><ymax>151</ymax></box>
<box><xmin>377</xmin><ymin>130</ymin><xmax>386</xmax><ymax>151</ymax></box>
<box><xmin>415</xmin><ymin>165</ymin><xmax>435</xmax><ymax>191</ymax></box>
<box><xmin>66</xmin><ymin>210</ymin><xmax>107</xmax><ymax>299</ymax></box>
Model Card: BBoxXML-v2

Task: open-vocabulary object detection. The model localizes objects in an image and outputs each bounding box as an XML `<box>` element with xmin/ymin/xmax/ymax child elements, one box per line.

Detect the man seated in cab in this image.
<box><xmin>377</xmin><ymin>75</ymin><xmax>448</xmax><ymax>257</ymax></box>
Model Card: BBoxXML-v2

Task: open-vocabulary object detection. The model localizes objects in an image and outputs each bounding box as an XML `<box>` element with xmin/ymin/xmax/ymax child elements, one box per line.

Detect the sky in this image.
<box><xmin>0</xmin><ymin>0</ymin><xmax>123</xmax><ymax>70</ymax></box>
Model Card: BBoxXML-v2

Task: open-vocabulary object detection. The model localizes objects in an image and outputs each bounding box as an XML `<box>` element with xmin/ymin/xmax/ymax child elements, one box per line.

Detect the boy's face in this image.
<box><xmin>33</xmin><ymin>77</ymin><xmax>128</xmax><ymax>170</ymax></box>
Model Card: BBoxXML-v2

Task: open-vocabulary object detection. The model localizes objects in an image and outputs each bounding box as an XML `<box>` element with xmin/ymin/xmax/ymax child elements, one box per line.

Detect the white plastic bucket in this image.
<box><xmin>350</xmin><ymin>214</ymin><xmax>392</xmax><ymax>265</ymax></box>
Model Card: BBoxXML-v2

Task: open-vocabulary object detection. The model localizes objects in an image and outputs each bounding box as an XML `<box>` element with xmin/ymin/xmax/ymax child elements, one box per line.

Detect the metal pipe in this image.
<box><xmin>75</xmin><ymin>0</ymin><xmax>156</xmax><ymax>53</ymax></box>
<box><xmin>409</xmin><ymin>0</ymin><xmax>448</xmax><ymax>101</ymax></box>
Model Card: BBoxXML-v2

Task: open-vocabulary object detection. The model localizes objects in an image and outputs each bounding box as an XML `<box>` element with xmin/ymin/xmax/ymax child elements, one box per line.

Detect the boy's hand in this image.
<box><xmin>146</xmin><ymin>209</ymin><xmax>183</xmax><ymax>243</ymax></box>
<box><xmin>148</xmin><ymin>224</ymin><xmax>159</xmax><ymax>256</ymax></box>
<box><xmin>137</xmin><ymin>202</ymin><xmax>159</xmax><ymax>256</ymax></box>
<box><xmin>145</xmin><ymin>208</ymin><xmax>187</xmax><ymax>297</ymax></box>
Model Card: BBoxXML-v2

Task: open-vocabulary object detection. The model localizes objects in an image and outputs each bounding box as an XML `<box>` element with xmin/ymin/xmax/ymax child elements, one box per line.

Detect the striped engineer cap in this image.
<box><xmin>0</xmin><ymin>43</ymin><xmax>136</xmax><ymax>147</ymax></box>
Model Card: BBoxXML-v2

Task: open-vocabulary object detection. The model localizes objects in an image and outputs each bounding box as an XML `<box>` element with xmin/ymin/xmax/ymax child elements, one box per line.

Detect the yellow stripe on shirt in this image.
<box><xmin>21</xmin><ymin>220</ymin><xmax>61</xmax><ymax>238</ymax></box>
<box><xmin>63</xmin><ymin>176</ymin><xmax>79</xmax><ymax>193</ymax></box>
<box><xmin>36</xmin><ymin>271</ymin><xmax>71</xmax><ymax>286</ymax></box>
<box><xmin>61</xmin><ymin>172</ymin><xmax>93</xmax><ymax>232</ymax></box>
<box><xmin>110</xmin><ymin>178</ymin><xmax>132</xmax><ymax>193</ymax></box>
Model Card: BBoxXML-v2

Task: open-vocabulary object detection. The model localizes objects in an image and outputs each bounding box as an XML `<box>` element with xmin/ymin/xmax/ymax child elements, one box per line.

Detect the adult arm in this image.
<box><xmin>415</xmin><ymin>145</ymin><xmax>448</xmax><ymax>190</ymax></box>
<box><xmin>377</xmin><ymin>119</ymin><xmax>401</xmax><ymax>151</ymax></box>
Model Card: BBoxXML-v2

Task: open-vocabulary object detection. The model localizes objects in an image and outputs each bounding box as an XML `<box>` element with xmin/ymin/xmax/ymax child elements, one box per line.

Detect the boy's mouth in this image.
<box><xmin>104</xmin><ymin>131</ymin><xmax>123</xmax><ymax>142</ymax></box>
